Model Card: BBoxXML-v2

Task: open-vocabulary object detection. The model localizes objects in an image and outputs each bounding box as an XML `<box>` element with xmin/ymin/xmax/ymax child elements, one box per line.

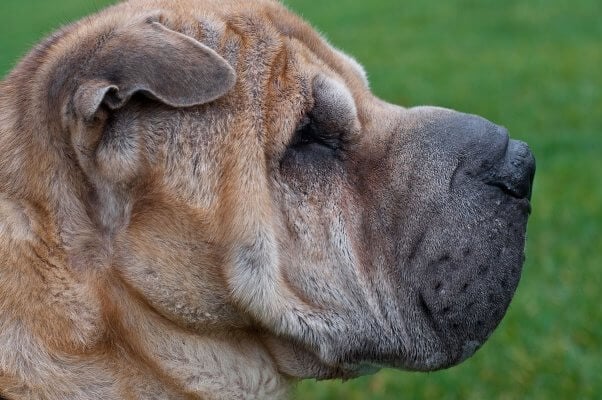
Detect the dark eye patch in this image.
<box><xmin>290</xmin><ymin>115</ymin><xmax>342</xmax><ymax>153</ymax></box>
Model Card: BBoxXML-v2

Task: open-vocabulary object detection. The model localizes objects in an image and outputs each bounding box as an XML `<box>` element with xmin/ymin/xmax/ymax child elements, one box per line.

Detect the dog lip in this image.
<box><xmin>458</xmin><ymin>340</ymin><xmax>482</xmax><ymax>362</ymax></box>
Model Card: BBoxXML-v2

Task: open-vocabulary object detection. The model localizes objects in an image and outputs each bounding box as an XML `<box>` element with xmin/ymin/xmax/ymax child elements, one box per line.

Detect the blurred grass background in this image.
<box><xmin>1</xmin><ymin>0</ymin><xmax>600</xmax><ymax>399</ymax></box>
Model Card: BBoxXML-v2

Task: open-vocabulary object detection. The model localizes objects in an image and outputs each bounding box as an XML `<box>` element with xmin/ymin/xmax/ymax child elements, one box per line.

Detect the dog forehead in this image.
<box><xmin>104</xmin><ymin>0</ymin><xmax>367</xmax><ymax>93</ymax></box>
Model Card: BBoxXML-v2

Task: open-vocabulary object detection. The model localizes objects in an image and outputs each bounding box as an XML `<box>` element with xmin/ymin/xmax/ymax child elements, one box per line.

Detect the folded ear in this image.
<box><xmin>74</xmin><ymin>21</ymin><xmax>236</xmax><ymax>121</ymax></box>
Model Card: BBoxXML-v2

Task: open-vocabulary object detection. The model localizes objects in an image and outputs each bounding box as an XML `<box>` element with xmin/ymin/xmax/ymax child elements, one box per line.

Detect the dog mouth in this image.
<box><xmin>402</xmin><ymin>206</ymin><xmax>529</xmax><ymax>370</ymax></box>
<box><xmin>263</xmin><ymin>183</ymin><xmax>533</xmax><ymax>376</ymax></box>
<box><xmin>414</xmin><ymin>290</ymin><xmax>488</xmax><ymax>369</ymax></box>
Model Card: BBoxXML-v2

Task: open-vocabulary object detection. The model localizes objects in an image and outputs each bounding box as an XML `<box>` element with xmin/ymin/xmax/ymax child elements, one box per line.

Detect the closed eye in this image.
<box><xmin>290</xmin><ymin>116</ymin><xmax>342</xmax><ymax>152</ymax></box>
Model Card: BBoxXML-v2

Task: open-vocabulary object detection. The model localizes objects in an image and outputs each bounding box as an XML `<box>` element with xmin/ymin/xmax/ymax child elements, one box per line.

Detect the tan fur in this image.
<box><xmin>0</xmin><ymin>1</ymin><xmax>368</xmax><ymax>398</ymax></box>
<box><xmin>0</xmin><ymin>0</ymin><xmax>534</xmax><ymax>398</ymax></box>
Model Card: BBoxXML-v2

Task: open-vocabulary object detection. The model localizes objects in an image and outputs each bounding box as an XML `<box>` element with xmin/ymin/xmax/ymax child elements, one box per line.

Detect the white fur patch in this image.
<box><xmin>0</xmin><ymin>197</ymin><xmax>32</xmax><ymax>241</ymax></box>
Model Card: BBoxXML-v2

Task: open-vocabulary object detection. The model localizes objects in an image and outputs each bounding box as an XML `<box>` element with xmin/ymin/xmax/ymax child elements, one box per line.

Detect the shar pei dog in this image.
<box><xmin>0</xmin><ymin>0</ymin><xmax>535</xmax><ymax>398</ymax></box>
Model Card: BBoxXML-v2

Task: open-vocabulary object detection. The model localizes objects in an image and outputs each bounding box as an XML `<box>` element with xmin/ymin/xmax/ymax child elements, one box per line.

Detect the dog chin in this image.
<box><xmin>262</xmin><ymin>335</ymin><xmax>371</xmax><ymax>380</ymax></box>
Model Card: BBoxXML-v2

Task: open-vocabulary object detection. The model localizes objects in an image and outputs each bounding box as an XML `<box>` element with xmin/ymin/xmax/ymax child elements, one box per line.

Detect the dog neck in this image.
<box><xmin>0</xmin><ymin>195</ymin><xmax>290</xmax><ymax>399</ymax></box>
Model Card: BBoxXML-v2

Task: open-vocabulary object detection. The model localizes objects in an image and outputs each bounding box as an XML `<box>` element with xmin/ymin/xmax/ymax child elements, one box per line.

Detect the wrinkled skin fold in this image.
<box><xmin>0</xmin><ymin>0</ymin><xmax>534</xmax><ymax>398</ymax></box>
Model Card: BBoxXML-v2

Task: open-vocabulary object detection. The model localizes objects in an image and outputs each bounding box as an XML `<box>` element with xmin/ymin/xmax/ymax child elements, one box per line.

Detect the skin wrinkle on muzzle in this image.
<box><xmin>0</xmin><ymin>0</ymin><xmax>535</xmax><ymax>398</ymax></box>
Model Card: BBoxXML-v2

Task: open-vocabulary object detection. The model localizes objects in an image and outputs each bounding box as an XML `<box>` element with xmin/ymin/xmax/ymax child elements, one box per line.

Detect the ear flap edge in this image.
<box><xmin>72</xmin><ymin>20</ymin><xmax>237</xmax><ymax>121</ymax></box>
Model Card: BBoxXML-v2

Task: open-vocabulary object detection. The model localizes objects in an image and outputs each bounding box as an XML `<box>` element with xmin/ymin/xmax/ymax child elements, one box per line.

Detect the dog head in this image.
<box><xmin>0</xmin><ymin>0</ymin><xmax>534</xmax><ymax>389</ymax></box>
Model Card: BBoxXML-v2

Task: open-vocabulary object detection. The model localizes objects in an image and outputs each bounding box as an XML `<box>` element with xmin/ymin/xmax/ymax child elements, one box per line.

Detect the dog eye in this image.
<box><xmin>290</xmin><ymin>116</ymin><xmax>340</xmax><ymax>152</ymax></box>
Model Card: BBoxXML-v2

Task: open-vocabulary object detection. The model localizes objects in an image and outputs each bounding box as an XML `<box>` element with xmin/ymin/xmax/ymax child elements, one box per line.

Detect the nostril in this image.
<box><xmin>485</xmin><ymin>140</ymin><xmax>535</xmax><ymax>200</ymax></box>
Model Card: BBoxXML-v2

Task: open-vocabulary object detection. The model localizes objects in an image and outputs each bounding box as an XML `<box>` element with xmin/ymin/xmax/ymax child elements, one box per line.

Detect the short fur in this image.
<box><xmin>0</xmin><ymin>0</ymin><xmax>534</xmax><ymax>399</ymax></box>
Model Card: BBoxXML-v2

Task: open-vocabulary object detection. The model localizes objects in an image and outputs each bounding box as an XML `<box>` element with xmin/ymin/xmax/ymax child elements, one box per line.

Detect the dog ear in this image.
<box><xmin>73</xmin><ymin>21</ymin><xmax>236</xmax><ymax>121</ymax></box>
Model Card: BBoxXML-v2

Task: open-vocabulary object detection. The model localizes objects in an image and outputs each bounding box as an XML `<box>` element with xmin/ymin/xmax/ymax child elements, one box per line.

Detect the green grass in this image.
<box><xmin>1</xmin><ymin>0</ymin><xmax>601</xmax><ymax>399</ymax></box>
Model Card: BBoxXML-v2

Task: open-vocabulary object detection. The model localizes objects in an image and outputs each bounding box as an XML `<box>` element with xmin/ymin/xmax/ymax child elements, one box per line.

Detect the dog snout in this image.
<box><xmin>410</xmin><ymin>107</ymin><xmax>535</xmax><ymax>201</ymax></box>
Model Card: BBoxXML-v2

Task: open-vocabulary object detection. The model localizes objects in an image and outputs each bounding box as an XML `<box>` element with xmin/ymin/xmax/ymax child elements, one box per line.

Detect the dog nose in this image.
<box><xmin>404</xmin><ymin>107</ymin><xmax>535</xmax><ymax>201</ymax></box>
<box><xmin>485</xmin><ymin>140</ymin><xmax>536</xmax><ymax>200</ymax></box>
